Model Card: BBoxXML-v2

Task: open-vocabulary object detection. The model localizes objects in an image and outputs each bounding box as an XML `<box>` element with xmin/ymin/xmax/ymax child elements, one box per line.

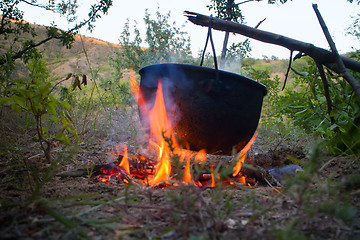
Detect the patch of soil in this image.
<box><xmin>0</xmin><ymin>141</ymin><xmax>359</xmax><ymax>239</ymax></box>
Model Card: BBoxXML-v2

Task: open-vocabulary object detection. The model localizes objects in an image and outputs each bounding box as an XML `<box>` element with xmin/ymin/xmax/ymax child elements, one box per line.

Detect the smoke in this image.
<box><xmin>220</xmin><ymin>57</ymin><xmax>245</xmax><ymax>76</ymax></box>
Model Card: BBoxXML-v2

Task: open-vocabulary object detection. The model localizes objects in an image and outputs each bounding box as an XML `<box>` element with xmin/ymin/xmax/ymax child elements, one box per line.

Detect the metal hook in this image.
<box><xmin>200</xmin><ymin>15</ymin><xmax>219</xmax><ymax>86</ymax></box>
<box><xmin>200</xmin><ymin>15</ymin><xmax>218</xmax><ymax>71</ymax></box>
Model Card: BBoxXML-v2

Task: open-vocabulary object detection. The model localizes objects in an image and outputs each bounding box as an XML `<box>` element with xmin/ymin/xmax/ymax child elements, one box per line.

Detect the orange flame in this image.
<box><xmin>239</xmin><ymin>176</ymin><xmax>247</xmax><ymax>185</ymax></box>
<box><xmin>150</xmin><ymin>141</ymin><xmax>171</xmax><ymax>185</ymax></box>
<box><xmin>129</xmin><ymin>67</ymin><xmax>140</xmax><ymax>100</ymax></box>
<box><xmin>119</xmin><ymin>145</ymin><xmax>130</xmax><ymax>175</ymax></box>
<box><xmin>147</xmin><ymin>81</ymin><xmax>172</xmax><ymax>185</ymax></box>
<box><xmin>130</xmin><ymin>68</ymin><xmax>173</xmax><ymax>185</ymax></box>
<box><xmin>195</xmin><ymin>149</ymin><xmax>207</xmax><ymax>162</ymax></box>
<box><xmin>182</xmin><ymin>151</ymin><xmax>194</xmax><ymax>185</ymax></box>
<box><xmin>148</xmin><ymin>81</ymin><xmax>171</xmax><ymax>142</ymax></box>
<box><xmin>130</xmin><ymin>67</ymin><xmax>147</xmax><ymax>115</ymax></box>
<box><xmin>210</xmin><ymin>166</ymin><xmax>216</xmax><ymax>187</ymax></box>
<box><xmin>232</xmin><ymin>132</ymin><xmax>258</xmax><ymax>177</ymax></box>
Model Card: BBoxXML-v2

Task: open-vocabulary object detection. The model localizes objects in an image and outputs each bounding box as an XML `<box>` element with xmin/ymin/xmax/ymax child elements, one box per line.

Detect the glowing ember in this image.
<box><xmin>99</xmin><ymin>162</ymin><xmax>130</xmax><ymax>184</ymax></box>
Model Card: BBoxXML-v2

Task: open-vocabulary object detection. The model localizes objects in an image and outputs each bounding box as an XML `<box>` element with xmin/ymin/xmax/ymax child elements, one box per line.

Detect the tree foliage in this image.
<box><xmin>348</xmin><ymin>0</ymin><xmax>360</xmax><ymax>4</ymax></box>
<box><xmin>0</xmin><ymin>0</ymin><xmax>112</xmax><ymax>161</ymax></box>
<box><xmin>104</xmin><ymin>9</ymin><xmax>195</xmax><ymax>107</ymax></box>
<box><xmin>206</xmin><ymin>0</ymin><xmax>290</xmax><ymax>67</ymax></box>
<box><xmin>110</xmin><ymin>8</ymin><xmax>194</xmax><ymax>76</ymax></box>
<box><xmin>246</xmin><ymin>55</ymin><xmax>360</xmax><ymax>155</ymax></box>
<box><xmin>0</xmin><ymin>0</ymin><xmax>112</xmax><ymax>67</ymax></box>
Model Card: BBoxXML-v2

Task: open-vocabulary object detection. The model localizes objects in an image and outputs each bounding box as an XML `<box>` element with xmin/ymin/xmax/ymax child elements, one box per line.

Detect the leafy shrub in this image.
<box><xmin>0</xmin><ymin>57</ymin><xmax>79</xmax><ymax>162</ymax></box>
<box><xmin>243</xmin><ymin>55</ymin><xmax>360</xmax><ymax>154</ymax></box>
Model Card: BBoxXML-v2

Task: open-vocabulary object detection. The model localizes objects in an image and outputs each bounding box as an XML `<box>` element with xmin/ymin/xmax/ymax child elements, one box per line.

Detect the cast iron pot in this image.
<box><xmin>139</xmin><ymin>63</ymin><xmax>267</xmax><ymax>155</ymax></box>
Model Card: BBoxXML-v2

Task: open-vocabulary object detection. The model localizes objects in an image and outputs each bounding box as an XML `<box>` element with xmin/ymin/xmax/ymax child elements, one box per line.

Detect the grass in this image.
<box><xmin>0</xmin><ymin>28</ymin><xmax>359</xmax><ymax>239</ymax></box>
<box><xmin>1</xmin><ymin>58</ymin><xmax>359</xmax><ymax>238</ymax></box>
<box><xmin>1</xmin><ymin>100</ymin><xmax>359</xmax><ymax>239</ymax></box>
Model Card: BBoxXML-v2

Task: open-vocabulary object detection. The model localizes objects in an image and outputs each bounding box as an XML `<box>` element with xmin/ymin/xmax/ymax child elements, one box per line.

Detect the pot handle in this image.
<box><xmin>200</xmin><ymin>15</ymin><xmax>219</xmax><ymax>80</ymax></box>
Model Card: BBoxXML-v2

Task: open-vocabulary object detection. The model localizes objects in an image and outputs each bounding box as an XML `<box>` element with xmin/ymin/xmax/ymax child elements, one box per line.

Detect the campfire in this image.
<box><xmin>96</xmin><ymin>68</ymin><xmax>260</xmax><ymax>188</ymax></box>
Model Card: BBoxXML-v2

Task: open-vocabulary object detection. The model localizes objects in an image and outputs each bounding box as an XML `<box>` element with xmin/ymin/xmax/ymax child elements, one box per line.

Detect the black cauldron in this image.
<box><xmin>139</xmin><ymin>63</ymin><xmax>267</xmax><ymax>155</ymax></box>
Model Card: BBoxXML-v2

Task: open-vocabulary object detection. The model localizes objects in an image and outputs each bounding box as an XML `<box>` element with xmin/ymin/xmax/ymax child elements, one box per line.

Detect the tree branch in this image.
<box><xmin>312</xmin><ymin>4</ymin><xmax>360</xmax><ymax>102</ymax></box>
<box><xmin>254</xmin><ymin>18</ymin><xmax>266</xmax><ymax>29</ymax></box>
<box><xmin>282</xmin><ymin>50</ymin><xmax>293</xmax><ymax>90</ymax></box>
<box><xmin>5</xmin><ymin>36</ymin><xmax>54</xmax><ymax>63</ymax></box>
<box><xmin>184</xmin><ymin>11</ymin><xmax>360</xmax><ymax>74</ymax></box>
<box><xmin>0</xmin><ymin>1</ymin><xmax>111</xmax><ymax>66</ymax></box>
<box><xmin>220</xmin><ymin>0</ymin><xmax>234</xmax><ymax>68</ymax></box>
<box><xmin>20</xmin><ymin>0</ymin><xmax>57</xmax><ymax>11</ymax></box>
<box><xmin>315</xmin><ymin>61</ymin><xmax>335</xmax><ymax>125</ymax></box>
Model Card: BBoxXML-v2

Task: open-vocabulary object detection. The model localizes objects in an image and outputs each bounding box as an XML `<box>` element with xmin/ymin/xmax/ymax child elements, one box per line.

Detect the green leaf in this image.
<box><xmin>38</xmin><ymin>84</ymin><xmax>51</xmax><ymax>96</ymax></box>
<box><xmin>53</xmin><ymin>132</ymin><xmax>65</xmax><ymax>141</ymax></box>
<box><xmin>12</xmin><ymin>95</ymin><xmax>26</xmax><ymax>108</ymax></box>
<box><xmin>0</xmin><ymin>97</ymin><xmax>12</xmax><ymax>105</ymax></box>
<box><xmin>65</xmin><ymin>73</ymin><xmax>73</xmax><ymax>80</ymax></box>
<box><xmin>62</xmin><ymin>122</ymin><xmax>70</xmax><ymax>130</ymax></box>
<box><xmin>339</xmin><ymin>127</ymin><xmax>347</xmax><ymax>133</ymax></box>
<box><xmin>290</xmin><ymin>67</ymin><xmax>309</xmax><ymax>77</ymax></box>
<box><xmin>329</xmin><ymin>124</ymin><xmax>339</xmax><ymax>131</ymax></box>
<box><xmin>11</xmin><ymin>104</ymin><xmax>22</xmax><ymax>113</ymax></box>
<box><xmin>59</xmin><ymin>101</ymin><xmax>71</xmax><ymax>110</ymax></box>
<box><xmin>295</xmin><ymin>109</ymin><xmax>308</xmax><ymax>115</ymax></box>
<box><xmin>63</xmin><ymin>110</ymin><xmax>73</xmax><ymax>122</ymax></box>
<box><xmin>49</xmin><ymin>116</ymin><xmax>60</xmax><ymax>123</ymax></box>
<box><xmin>68</xmin><ymin>125</ymin><xmax>80</xmax><ymax>141</ymax></box>
<box><xmin>47</xmin><ymin>102</ymin><xmax>57</xmax><ymax>115</ymax></box>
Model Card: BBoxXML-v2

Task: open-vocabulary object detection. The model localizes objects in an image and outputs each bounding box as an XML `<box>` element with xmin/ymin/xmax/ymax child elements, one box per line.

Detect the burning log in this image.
<box><xmin>57</xmin><ymin>149</ymin><xmax>294</xmax><ymax>188</ymax></box>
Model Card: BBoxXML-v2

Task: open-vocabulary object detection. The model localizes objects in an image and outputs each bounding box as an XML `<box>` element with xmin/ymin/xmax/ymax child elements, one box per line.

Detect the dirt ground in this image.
<box><xmin>1</xmin><ymin>137</ymin><xmax>359</xmax><ymax>239</ymax></box>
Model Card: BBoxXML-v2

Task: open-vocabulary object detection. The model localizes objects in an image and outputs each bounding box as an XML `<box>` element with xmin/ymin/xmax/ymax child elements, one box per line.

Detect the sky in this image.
<box><xmin>19</xmin><ymin>0</ymin><xmax>360</xmax><ymax>59</ymax></box>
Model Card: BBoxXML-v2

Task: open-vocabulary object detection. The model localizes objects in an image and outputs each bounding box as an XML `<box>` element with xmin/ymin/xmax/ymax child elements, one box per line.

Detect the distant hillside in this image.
<box><xmin>42</xmin><ymin>34</ymin><xmax>121</xmax><ymax>80</ymax></box>
<box><xmin>1</xmin><ymin>19</ymin><xmax>319</xmax><ymax>86</ymax></box>
<box><xmin>0</xmin><ymin>20</ymin><xmax>122</xmax><ymax>81</ymax></box>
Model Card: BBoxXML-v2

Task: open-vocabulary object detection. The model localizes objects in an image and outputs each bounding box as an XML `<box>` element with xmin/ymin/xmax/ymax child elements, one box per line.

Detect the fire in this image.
<box><xmin>182</xmin><ymin>150</ymin><xmax>195</xmax><ymax>185</ymax></box>
<box><xmin>130</xmin><ymin>67</ymin><xmax>147</xmax><ymax>116</ymax></box>
<box><xmin>99</xmin><ymin>144</ymin><xmax>130</xmax><ymax>184</ymax></box>
<box><xmin>183</xmin><ymin>156</ymin><xmax>192</xmax><ymax>184</ymax></box>
<box><xmin>195</xmin><ymin>149</ymin><xmax>207</xmax><ymax>162</ymax></box>
<box><xmin>149</xmin><ymin>141</ymin><xmax>171</xmax><ymax>185</ymax></box>
<box><xmin>232</xmin><ymin>132</ymin><xmax>258</xmax><ymax>177</ymax></box>
<box><xmin>210</xmin><ymin>166</ymin><xmax>216</xmax><ymax>187</ymax></box>
<box><xmin>146</xmin><ymin>81</ymin><xmax>173</xmax><ymax>185</ymax></box>
<box><xmin>119</xmin><ymin>145</ymin><xmax>130</xmax><ymax>175</ymax></box>
<box><xmin>130</xmin><ymin>67</ymin><xmax>172</xmax><ymax>185</ymax></box>
<box><xmin>99</xmin><ymin>68</ymin><xmax>258</xmax><ymax>187</ymax></box>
